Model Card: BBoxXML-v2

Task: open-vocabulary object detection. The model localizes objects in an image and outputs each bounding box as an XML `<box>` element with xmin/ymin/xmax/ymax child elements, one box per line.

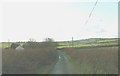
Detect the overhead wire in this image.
<box><xmin>84</xmin><ymin>0</ymin><xmax>99</xmax><ymax>25</ymax></box>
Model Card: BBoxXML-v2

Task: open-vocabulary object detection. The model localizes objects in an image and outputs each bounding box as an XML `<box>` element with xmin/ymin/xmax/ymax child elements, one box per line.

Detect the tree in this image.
<box><xmin>44</xmin><ymin>38</ymin><xmax>54</xmax><ymax>42</ymax></box>
<box><xmin>42</xmin><ymin>38</ymin><xmax>57</xmax><ymax>47</ymax></box>
<box><xmin>23</xmin><ymin>38</ymin><xmax>57</xmax><ymax>49</ymax></box>
<box><xmin>23</xmin><ymin>38</ymin><xmax>40</xmax><ymax>49</ymax></box>
<box><xmin>28</xmin><ymin>38</ymin><xmax>36</xmax><ymax>42</ymax></box>
<box><xmin>11</xmin><ymin>43</ymin><xmax>20</xmax><ymax>49</ymax></box>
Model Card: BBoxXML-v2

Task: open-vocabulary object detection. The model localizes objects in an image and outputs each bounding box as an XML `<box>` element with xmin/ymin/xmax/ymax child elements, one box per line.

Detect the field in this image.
<box><xmin>2</xmin><ymin>38</ymin><xmax>119</xmax><ymax>74</ymax></box>
<box><xmin>64</xmin><ymin>47</ymin><xmax>118</xmax><ymax>74</ymax></box>
<box><xmin>1</xmin><ymin>38</ymin><xmax>118</xmax><ymax>49</ymax></box>
<box><xmin>2</xmin><ymin>47</ymin><xmax>58</xmax><ymax>74</ymax></box>
<box><xmin>0</xmin><ymin>43</ymin><xmax>8</xmax><ymax>49</ymax></box>
<box><xmin>57</xmin><ymin>38</ymin><xmax>118</xmax><ymax>49</ymax></box>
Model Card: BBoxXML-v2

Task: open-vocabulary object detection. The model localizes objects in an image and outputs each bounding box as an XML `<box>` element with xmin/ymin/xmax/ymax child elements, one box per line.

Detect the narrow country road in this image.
<box><xmin>50</xmin><ymin>50</ymin><xmax>79</xmax><ymax>74</ymax></box>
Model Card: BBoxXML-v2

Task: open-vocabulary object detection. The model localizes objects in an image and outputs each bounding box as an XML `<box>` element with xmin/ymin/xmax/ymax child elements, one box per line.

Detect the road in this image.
<box><xmin>50</xmin><ymin>50</ymin><xmax>79</xmax><ymax>74</ymax></box>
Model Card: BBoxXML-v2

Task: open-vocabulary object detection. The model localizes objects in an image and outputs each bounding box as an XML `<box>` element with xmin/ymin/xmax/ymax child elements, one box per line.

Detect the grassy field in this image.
<box><xmin>1</xmin><ymin>38</ymin><xmax>119</xmax><ymax>74</ymax></box>
<box><xmin>64</xmin><ymin>47</ymin><xmax>118</xmax><ymax>74</ymax></box>
<box><xmin>57</xmin><ymin>38</ymin><xmax>118</xmax><ymax>49</ymax></box>
<box><xmin>2</xmin><ymin>47</ymin><xmax>58</xmax><ymax>74</ymax></box>
<box><xmin>0</xmin><ymin>43</ymin><xmax>11</xmax><ymax>48</ymax></box>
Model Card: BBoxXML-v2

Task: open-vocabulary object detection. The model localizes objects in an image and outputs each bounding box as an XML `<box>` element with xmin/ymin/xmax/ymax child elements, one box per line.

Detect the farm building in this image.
<box><xmin>15</xmin><ymin>45</ymin><xmax>24</xmax><ymax>51</ymax></box>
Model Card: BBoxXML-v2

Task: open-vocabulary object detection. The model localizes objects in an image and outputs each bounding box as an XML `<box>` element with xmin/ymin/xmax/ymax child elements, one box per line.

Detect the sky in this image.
<box><xmin>0</xmin><ymin>0</ymin><xmax>119</xmax><ymax>42</ymax></box>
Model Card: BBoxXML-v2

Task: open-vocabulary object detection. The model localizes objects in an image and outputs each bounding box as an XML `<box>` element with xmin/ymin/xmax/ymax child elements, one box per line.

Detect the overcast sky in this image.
<box><xmin>1</xmin><ymin>0</ymin><xmax>118</xmax><ymax>42</ymax></box>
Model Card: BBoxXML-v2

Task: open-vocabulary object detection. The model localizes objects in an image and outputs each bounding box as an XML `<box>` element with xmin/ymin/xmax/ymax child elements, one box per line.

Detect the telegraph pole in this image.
<box><xmin>72</xmin><ymin>37</ymin><xmax>73</xmax><ymax>47</ymax></box>
<box><xmin>8</xmin><ymin>39</ymin><xmax>9</xmax><ymax>43</ymax></box>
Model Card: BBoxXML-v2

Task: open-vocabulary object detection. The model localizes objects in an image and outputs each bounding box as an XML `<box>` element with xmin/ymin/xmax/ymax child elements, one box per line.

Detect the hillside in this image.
<box><xmin>0</xmin><ymin>38</ymin><xmax>119</xmax><ymax>49</ymax></box>
<box><xmin>57</xmin><ymin>38</ymin><xmax>118</xmax><ymax>49</ymax></box>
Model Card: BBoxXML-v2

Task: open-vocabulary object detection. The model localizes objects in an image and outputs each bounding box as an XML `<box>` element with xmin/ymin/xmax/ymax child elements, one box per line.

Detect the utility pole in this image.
<box><xmin>8</xmin><ymin>39</ymin><xmax>10</xmax><ymax>44</ymax></box>
<box><xmin>72</xmin><ymin>37</ymin><xmax>73</xmax><ymax>47</ymax></box>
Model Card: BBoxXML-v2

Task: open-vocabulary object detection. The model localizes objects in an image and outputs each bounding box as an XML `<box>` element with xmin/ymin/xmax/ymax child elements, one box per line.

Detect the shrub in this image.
<box><xmin>11</xmin><ymin>43</ymin><xmax>20</xmax><ymax>49</ymax></box>
<box><xmin>2</xmin><ymin>47</ymin><xmax>58</xmax><ymax>74</ymax></box>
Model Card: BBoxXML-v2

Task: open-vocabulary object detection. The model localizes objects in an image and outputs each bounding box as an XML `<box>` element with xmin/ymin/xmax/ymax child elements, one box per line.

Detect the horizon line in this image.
<box><xmin>0</xmin><ymin>37</ymin><xmax>118</xmax><ymax>42</ymax></box>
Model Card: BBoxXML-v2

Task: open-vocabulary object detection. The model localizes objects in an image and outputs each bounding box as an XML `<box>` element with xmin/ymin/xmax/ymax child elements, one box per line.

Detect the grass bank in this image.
<box><xmin>64</xmin><ymin>47</ymin><xmax>118</xmax><ymax>74</ymax></box>
<box><xmin>2</xmin><ymin>47</ymin><xmax>58</xmax><ymax>74</ymax></box>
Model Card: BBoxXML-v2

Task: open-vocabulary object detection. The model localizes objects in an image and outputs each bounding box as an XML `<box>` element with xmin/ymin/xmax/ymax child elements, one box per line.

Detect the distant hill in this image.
<box><xmin>57</xmin><ymin>38</ymin><xmax>118</xmax><ymax>49</ymax></box>
<box><xmin>1</xmin><ymin>38</ymin><xmax>119</xmax><ymax>49</ymax></box>
<box><xmin>58</xmin><ymin>38</ymin><xmax>118</xmax><ymax>44</ymax></box>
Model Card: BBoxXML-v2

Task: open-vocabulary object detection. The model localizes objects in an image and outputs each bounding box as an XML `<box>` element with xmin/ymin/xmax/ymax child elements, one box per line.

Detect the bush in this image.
<box><xmin>11</xmin><ymin>43</ymin><xmax>20</xmax><ymax>49</ymax></box>
<box><xmin>23</xmin><ymin>42</ymin><xmax>41</xmax><ymax>49</ymax></box>
<box><xmin>23</xmin><ymin>40</ymin><xmax>57</xmax><ymax>49</ymax></box>
<box><xmin>2</xmin><ymin>47</ymin><xmax>58</xmax><ymax>74</ymax></box>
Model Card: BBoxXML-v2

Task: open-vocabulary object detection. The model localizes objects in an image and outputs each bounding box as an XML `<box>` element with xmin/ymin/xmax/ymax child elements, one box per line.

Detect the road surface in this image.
<box><xmin>50</xmin><ymin>50</ymin><xmax>79</xmax><ymax>74</ymax></box>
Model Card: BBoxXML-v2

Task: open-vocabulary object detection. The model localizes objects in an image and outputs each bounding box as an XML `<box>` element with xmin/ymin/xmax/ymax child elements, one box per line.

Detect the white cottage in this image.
<box><xmin>15</xmin><ymin>45</ymin><xmax>24</xmax><ymax>51</ymax></box>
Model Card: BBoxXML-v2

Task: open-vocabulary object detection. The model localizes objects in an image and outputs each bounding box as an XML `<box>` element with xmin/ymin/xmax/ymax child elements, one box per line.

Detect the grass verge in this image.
<box><xmin>64</xmin><ymin>47</ymin><xmax>118</xmax><ymax>74</ymax></box>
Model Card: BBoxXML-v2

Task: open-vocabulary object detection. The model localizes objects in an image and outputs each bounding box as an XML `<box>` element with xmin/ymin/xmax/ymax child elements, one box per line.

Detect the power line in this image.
<box><xmin>84</xmin><ymin>0</ymin><xmax>99</xmax><ymax>25</ymax></box>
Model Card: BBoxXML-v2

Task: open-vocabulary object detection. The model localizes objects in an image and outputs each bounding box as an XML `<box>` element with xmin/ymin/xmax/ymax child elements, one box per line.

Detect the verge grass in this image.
<box><xmin>64</xmin><ymin>47</ymin><xmax>118</xmax><ymax>74</ymax></box>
